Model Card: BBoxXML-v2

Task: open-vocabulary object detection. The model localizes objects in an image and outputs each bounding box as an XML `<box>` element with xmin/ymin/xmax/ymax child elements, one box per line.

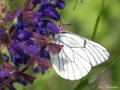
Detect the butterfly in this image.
<box><xmin>50</xmin><ymin>31</ymin><xmax>110</xmax><ymax>80</ymax></box>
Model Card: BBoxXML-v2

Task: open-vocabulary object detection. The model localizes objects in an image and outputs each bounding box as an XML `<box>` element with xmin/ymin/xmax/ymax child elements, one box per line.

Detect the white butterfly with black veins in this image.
<box><xmin>50</xmin><ymin>32</ymin><xmax>110</xmax><ymax>80</ymax></box>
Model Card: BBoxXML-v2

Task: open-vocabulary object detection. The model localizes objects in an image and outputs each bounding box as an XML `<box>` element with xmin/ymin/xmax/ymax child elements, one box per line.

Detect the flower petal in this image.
<box><xmin>48</xmin><ymin>43</ymin><xmax>63</xmax><ymax>54</ymax></box>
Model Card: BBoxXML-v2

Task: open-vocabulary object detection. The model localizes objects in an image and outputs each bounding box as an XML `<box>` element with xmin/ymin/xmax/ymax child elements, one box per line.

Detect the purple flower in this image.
<box><xmin>31</xmin><ymin>0</ymin><xmax>41</xmax><ymax>9</ymax></box>
<box><xmin>0</xmin><ymin>30</ymin><xmax>7</xmax><ymax>43</ymax></box>
<box><xmin>10</xmin><ymin>41</ymin><xmax>29</xmax><ymax>66</ymax></box>
<box><xmin>16</xmin><ymin>9</ymin><xmax>23</xmax><ymax>22</ymax></box>
<box><xmin>56</xmin><ymin>0</ymin><xmax>65</xmax><ymax>9</ymax></box>
<box><xmin>11</xmin><ymin>40</ymin><xmax>23</xmax><ymax>52</ymax></box>
<box><xmin>6</xmin><ymin>8</ymin><xmax>17</xmax><ymax>22</ymax></box>
<box><xmin>17</xmin><ymin>31</ymin><xmax>33</xmax><ymax>41</ymax></box>
<box><xmin>24</xmin><ymin>45</ymin><xmax>40</xmax><ymax>56</ymax></box>
<box><xmin>40</xmin><ymin>50</ymin><xmax>50</xmax><ymax>59</ymax></box>
<box><xmin>0</xmin><ymin>70</ymin><xmax>10</xmax><ymax>78</ymax></box>
<box><xmin>0</xmin><ymin>30</ymin><xmax>7</xmax><ymax>36</ymax></box>
<box><xmin>41</xmin><ymin>0</ymin><xmax>65</xmax><ymax>9</ymax></box>
<box><xmin>13</xmin><ymin>53</ymin><xmax>29</xmax><ymax>65</ymax></box>
<box><xmin>46</xmin><ymin>20</ymin><xmax>60</xmax><ymax>34</ymax></box>
<box><xmin>15</xmin><ymin>78</ymin><xmax>27</xmax><ymax>86</ymax></box>
<box><xmin>34</xmin><ymin>20</ymin><xmax>59</xmax><ymax>34</ymax></box>
<box><xmin>1</xmin><ymin>0</ymin><xmax>65</xmax><ymax>89</ymax></box>
<box><xmin>37</xmin><ymin>5</ymin><xmax>60</xmax><ymax>21</ymax></box>
<box><xmin>0</xmin><ymin>78</ymin><xmax>3</xmax><ymax>83</ymax></box>
<box><xmin>2</xmin><ymin>54</ymin><xmax>9</xmax><ymax>61</ymax></box>
<box><xmin>33</xmin><ymin>58</ymin><xmax>51</xmax><ymax>74</ymax></box>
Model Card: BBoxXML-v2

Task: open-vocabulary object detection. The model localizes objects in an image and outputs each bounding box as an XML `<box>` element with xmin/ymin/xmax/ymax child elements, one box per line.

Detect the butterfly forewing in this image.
<box><xmin>50</xmin><ymin>32</ymin><xmax>110</xmax><ymax>80</ymax></box>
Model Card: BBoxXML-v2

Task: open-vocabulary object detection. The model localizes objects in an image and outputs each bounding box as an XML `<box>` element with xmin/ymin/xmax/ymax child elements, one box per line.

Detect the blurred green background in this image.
<box><xmin>4</xmin><ymin>0</ymin><xmax>120</xmax><ymax>90</ymax></box>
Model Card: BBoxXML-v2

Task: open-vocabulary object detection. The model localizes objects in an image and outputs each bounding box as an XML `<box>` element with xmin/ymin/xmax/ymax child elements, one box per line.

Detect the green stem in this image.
<box><xmin>92</xmin><ymin>0</ymin><xmax>105</xmax><ymax>40</ymax></box>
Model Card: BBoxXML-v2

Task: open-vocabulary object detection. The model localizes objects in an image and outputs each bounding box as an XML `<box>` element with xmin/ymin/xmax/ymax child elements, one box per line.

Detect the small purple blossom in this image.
<box><xmin>24</xmin><ymin>45</ymin><xmax>40</xmax><ymax>56</ymax></box>
<box><xmin>34</xmin><ymin>20</ymin><xmax>59</xmax><ymax>34</ymax></box>
<box><xmin>0</xmin><ymin>70</ymin><xmax>10</xmax><ymax>78</ymax></box>
<box><xmin>2</xmin><ymin>54</ymin><xmax>9</xmax><ymax>61</ymax></box>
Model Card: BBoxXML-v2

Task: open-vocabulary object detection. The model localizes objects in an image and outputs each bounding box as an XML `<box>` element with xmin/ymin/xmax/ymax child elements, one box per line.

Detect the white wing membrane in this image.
<box><xmin>50</xmin><ymin>32</ymin><xmax>110</xmax><ymax>80</ymax></box>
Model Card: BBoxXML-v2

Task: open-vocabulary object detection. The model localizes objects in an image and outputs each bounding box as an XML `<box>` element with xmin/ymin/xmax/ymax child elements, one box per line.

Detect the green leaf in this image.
<box><xmin>5</xmin><ymin>0</ymin><xmax>23</xmax><ymax>9</ymax></box>
<box><xmin>88</xmin><ymin>65</ymin><xmax>107</xmax><ymax>84</ymax></box>
<box><xmin>1</xmin><ymin>44</ymin><xmax>11</xmax><ymax>60</ymax></box>
<box><xmin>73</xmin><ymin>78</ymin><xmax>89</xmax><ymax>90</ymax></box>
